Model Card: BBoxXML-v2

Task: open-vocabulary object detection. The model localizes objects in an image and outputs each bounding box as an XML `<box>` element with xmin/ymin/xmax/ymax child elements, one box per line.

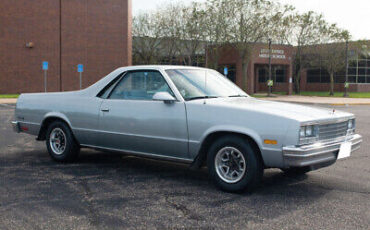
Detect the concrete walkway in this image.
<box><xmin>0</xmin><ymin>98</ymin><xmax>17</xmax><ymax>104</ymax></box>
<box><xmin>261</xmin><ymin>95</ymin><xmax>370</xmax><ymax>105</ymax></box>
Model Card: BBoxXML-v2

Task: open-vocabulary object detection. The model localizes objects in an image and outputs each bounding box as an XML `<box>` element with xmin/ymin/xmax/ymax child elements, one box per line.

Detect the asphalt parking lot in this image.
<box><xmin>0</xmin><ymin>103</ymin><xmax>369</xmax><ymax>230</ymax></box>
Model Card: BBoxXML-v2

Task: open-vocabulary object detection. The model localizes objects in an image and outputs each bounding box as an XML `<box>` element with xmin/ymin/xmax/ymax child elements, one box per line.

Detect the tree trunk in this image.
<box><xmin>294</xmin><ymin>71</ymin><xmax>300</xmax><ymax>94</ymax></box>
<box><xmin>242</xmin><ymin>61</ymin><xmax>248</xmax><ymax>92</ymax></box>
<box><xmin>294</xmin><ymin>47</ymin><xmax>302</xmax><ymax>94</ymax></box>
<box><xmin>188</xmin><ymin>55</ymin><xmax>192</xmax><ymax>66</ymax></box>
<box><xmin>329</xmin><ymin>71</ymin><xmax>334</xmax><ymax>96</ymax></box>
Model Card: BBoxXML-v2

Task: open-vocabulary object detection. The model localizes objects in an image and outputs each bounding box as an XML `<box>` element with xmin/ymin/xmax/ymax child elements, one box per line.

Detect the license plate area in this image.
<box><xmin>338</xmin><ymin>142</ymin><xmax>351</xmax><ymax>159</ymax></box>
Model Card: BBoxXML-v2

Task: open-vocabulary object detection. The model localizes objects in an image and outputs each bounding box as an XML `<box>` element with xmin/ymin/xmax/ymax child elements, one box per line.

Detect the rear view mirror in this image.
<box><xmin>152</xmin><ymin>92</ymin><xmax>176</xmax><ymax>103</ymax></box>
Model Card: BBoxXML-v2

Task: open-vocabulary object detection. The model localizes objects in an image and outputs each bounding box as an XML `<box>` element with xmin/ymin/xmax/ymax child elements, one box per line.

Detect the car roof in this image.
<box><xmin>116</xmin><ymin>65</ymin><xmax>209</xmax><ymax>72</ymax></box>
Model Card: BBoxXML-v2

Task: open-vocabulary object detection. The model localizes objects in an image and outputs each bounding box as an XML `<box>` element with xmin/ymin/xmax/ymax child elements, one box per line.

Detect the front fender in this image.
<box><xmin>200</xmin><ymin>125</ymin><xmax>264</xmax><ymax>152</ymax></box>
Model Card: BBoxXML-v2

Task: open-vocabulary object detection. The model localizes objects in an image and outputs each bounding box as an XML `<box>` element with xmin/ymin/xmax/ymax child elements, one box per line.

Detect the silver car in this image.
<box><xmin>12</xmin><ymin>66</ymin><xmax>362</xmax><ymax>192</ymax></box>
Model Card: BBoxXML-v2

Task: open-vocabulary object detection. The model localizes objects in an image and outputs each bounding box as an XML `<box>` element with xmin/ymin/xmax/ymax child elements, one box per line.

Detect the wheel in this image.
<box><xmin>207</xmin><ymin>135</ymin><xmax>263</xmax><ymax>193</ymax></box>
<box><xmin>46</xmin><ymin>121</ymin><xmax>80</xmax><ymax>162</ymax></box>
<box><xmin>281</xmin><ymin>166</ymin><xmax>311</xmax><ymax>175</ymax></box>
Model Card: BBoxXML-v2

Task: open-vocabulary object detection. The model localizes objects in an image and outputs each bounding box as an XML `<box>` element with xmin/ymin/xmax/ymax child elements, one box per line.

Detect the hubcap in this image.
<box><xmin>215</xmin><ymin>146</ymin><xmax>246</xmax><ymax>183</ymax></box>
<box><xmin>49</xmin><ymin>128</ymin><xmax>66</xmax><ymax>155</ymax></box>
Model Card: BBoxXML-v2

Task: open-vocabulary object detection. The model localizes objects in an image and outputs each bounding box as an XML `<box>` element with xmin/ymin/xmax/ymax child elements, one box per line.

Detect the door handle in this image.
<box><xmin>101</xmin><ymin>108</ymin><xmax>110</xmax><ymax>112</ymax></box>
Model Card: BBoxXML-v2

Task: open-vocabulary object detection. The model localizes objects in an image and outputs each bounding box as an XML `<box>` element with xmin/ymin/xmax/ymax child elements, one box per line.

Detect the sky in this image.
<box><xmin>132</xmin><ymin>0</ymin><xmax>369</xmax><ymax>40</ymax></box>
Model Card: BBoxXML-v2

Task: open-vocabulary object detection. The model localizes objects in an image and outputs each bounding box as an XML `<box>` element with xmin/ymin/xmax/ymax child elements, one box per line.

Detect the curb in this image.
<box><xmin>266</xmin><ymin>100</ymin><xmax>370</xmax><ymax>106</ymax></box>
<box><xmin>0</xmin><ymin>99</ymin><xmax>17</xmax><ymax>104</ymax></box>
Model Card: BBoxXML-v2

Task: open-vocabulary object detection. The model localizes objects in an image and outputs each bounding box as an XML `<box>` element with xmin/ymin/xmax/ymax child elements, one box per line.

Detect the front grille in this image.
<box><xmin>318</xmin><ymin>121</ymin><xmax>348</xmax><ymax>141</ymax></box>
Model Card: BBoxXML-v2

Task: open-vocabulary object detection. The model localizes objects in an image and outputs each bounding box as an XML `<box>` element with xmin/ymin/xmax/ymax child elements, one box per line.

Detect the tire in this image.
<box><xmin>46</xmin><ymin>121</ymin><xmax>80</xmax><ymax>162</ymax></box>
<box><xmin>207</xmin><ymin>135</ymin><xmax>263</xmax><ymax>193</ymax></box>
<box><xmin>281</xmin><ymin>166</ymin><xmax>311</xmax><ymax>175</ymax></box>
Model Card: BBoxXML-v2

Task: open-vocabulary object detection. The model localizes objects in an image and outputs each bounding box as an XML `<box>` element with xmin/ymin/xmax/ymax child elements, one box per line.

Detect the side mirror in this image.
<box><xmin>152</xmin><ymin>92</ymin><xmax>176</xmax><ymax>103</ymax></box>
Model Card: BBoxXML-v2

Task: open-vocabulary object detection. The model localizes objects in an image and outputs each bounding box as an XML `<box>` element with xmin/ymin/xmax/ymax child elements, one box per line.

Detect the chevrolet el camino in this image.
<box><xmin>12</xmin><ymin>66</ymin><xmax>362</xmax><ymax>192</ymax></box>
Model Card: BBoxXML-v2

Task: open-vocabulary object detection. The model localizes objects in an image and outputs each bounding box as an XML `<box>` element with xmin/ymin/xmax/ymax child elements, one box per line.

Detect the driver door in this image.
<box><xmin>97</xmin><ymin>70</ymin><xmax>189</xmax><ymax>160</ymax></box>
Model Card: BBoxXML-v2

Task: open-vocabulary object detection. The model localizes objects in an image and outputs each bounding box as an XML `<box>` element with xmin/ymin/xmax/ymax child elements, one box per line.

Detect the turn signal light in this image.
<box><xmin>264</xmin><ymin>139</ymin><xmax>277</xmax><ymax>145</ymax></box>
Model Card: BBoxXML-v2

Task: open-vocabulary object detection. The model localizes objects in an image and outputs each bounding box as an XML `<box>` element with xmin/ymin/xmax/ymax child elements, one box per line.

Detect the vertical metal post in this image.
<box><xmin>344</xmin><ymin>40</ymin><xmax>349</xmax><ymax>97</ymax></box>
<box><xmin>59</xmin><ymin>0</ymin><xmax>62</xmax><ymax>91</ymax></box>
<box><xmin>268</xmin><ymin>39</ymin><xmax>272</xmax><ymax>96</ymax></box>
<box><xmin>79</xmin><ymin>72</ymin><xmax>82</xmax><ymax>90</ymax></box>
<box><xmin>44</xmin><ymin>70</ymin><xmax>47</xmax><ymax>92</ymax></box>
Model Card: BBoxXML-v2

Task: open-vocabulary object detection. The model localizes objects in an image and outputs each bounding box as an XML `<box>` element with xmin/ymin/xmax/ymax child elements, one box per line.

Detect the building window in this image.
<box><xmin>307</xmin><ymin>50</ymin><xmax>370</xmax><ymax>84</ymax></box>
<box><xmin>258</xmin><ymin>68</ymin><xmax>267</xmax><ymax>83</ymax></box>
<box><xmin>346</xmin><ymin>53</ymin><xmax>369</xmax><ymax>84</ymax></box>
<box><xmin>258</xmin><ymin>65</ymin><xmax>286</xmax><ymax>83</ymax></box>
<box><xmin>275</xmin><ymin>68</ymin><xmax>285</xmax><ymax>83</ymax></box>
<box><xmin>307</xmin><ymin>68</ymin><xmax>330</xmax><ymax>83</ymax></box>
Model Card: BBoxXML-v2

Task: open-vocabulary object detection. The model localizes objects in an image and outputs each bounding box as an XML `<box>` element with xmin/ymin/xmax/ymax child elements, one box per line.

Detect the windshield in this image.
<box><xmin>165</xmin><ymin>69</ymin><xmax>248</xmax><ymax>100</ymax></box>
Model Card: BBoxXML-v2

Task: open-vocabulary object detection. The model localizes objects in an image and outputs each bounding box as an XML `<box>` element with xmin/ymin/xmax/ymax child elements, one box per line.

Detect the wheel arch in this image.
<box><xmin>190</xmin><ymin>130</ymin><xmax>265</xmax><ymax>169</ymax></box>
<box><xmin>37</xmin><ymin>113</ymin><xmax>74</xmax><ymax>141</ymax></box>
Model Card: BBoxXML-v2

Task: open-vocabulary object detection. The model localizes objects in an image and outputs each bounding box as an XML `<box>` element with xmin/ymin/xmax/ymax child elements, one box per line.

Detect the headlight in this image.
<box><xmin>305</xmin><ymin>126</ymin><xmax>313</xmax><ymax>136</ymax></box>
<box><xmin>348</xmin><ymin>119</ymin><xmax>355</xmax><ymax>130</ymax></box>
<box><xmin>299</xmin><ymin>125</ymin><xmax>318</xmax><ymax>145</ymax></box>
<box><xmin>347</xmin><ymin>119</ymin><xmax>356</xmax><ymax>135</ymax></box>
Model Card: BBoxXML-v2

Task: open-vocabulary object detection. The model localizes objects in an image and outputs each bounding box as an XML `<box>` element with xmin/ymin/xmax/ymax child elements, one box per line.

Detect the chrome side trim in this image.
<box><xmin>80</xmin><ymin>144</ymin><xmax>193</xmax><ymax>163</ymax></box>
<box><xmin>18</xmin><ymin>121</ymin><xmax>41</xmax><ymax>126</ymax></box>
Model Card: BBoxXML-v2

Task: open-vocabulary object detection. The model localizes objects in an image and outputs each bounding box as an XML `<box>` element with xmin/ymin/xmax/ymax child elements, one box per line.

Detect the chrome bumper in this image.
<box><xmin>283</xmin><ymin>134</ymin><xmax>362</xmax><ymax>167</ymax></box>
<box><xmin>11</xmin><ymin>121</ymin><xmax>20</xmax><ymax>133</ymax></box>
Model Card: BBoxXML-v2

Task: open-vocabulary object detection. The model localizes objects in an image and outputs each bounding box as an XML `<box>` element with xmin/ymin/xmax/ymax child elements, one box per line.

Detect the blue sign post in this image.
<box><xmin>77</xmin><ymin>64</ymin><xmax>83</xmax><ymax>89</ymax></box>
<box><xmin>77</xmin><ymin>64</ymin><xmax>83</xmax><ymax>73</ymax></box>
<box><xmin>42</xmin><ymin>61</ymin><xmax>48</xmax><ymax>70</ymax></box>
<box><xmin>224</xmin><ymin>67</ymin><xmax>228</xmax><ymax>76</ymax></box>
<box><xmin>42</xmin><ymin>61</ymin><xmax>48</xmax><ymax>92</ymax></box>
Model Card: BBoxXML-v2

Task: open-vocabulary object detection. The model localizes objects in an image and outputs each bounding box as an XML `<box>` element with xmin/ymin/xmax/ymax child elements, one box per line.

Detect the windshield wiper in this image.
<box><xmin>186</xmin><ymin>96</ymin><xmax>219</xmax><ymax>101</ymax></box>
<box><xmin>228</xmin><ymin>95</ymin><xmax>248</xmax><ymax>98</ymax></box>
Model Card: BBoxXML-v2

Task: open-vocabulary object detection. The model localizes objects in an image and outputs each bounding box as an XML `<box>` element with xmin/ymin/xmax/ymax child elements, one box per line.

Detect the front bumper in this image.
<box><xmin>283</xmin><ymin>134</ymin><xmax>362</xmax><ymax>167</ymax></box>
<box><xmin>12</xmin><ymin>121</ymin><xmax>21</xmax><ymax>133</ymax></box>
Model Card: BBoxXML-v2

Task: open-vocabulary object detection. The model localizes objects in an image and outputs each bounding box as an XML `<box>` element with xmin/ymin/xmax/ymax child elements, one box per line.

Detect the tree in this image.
<box><xmin>284</xmin><ymin>11</ymin><xmax>330</xmax><ymax>93</ymax></box>
<box><xmin>203</xmin><ymin>0</ymin><xmax>232</xmax><ymax>70</ymax></box>
<box><xmin>176</xmin><ymin>3</ymin><xmax>207</xmax><ymax>66</ymax></box>
<box><xmin>156</xmin><ymin>3</ymin><xmax>185</xmax><ymax>65</ymax></box>
<box><xmin>307</xmin><ymin>27</ymin><xmax>350</xmax><ymax>95</ymax></box>
<box><xmin>226</xmin><ymin>0</ymin><xmax>293</xmax><ymax>92</ymax></box>
<box><xmin>132</xmin><ymin>13</ymin><xmax>163</xmax><ymax>64</ymax></box>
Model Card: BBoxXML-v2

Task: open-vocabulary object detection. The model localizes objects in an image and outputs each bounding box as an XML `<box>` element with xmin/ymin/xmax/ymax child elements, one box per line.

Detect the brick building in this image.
<box><xmin>0</xmin><ymin>0</ymin><xmax>132</xmax><ymax>94</ymax></box>
<box><xmin>213</xmin><ymin>44</ymin><xmax>294</xmax><ymax>95</ymax></box>
<box><xmin>212</xmin><ymin>41</ymin><xmax>370</xmax><ymax>95</ymax></box>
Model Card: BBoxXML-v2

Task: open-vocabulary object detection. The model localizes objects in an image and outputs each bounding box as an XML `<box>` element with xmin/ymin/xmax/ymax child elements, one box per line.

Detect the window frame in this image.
<box><xmin>97</xmin><ymin>72</ymin><xmax>127</xmax><ymax>99</ymax></box>
<box><xmin>105</xmin><ymin>69</ymin><xmax>177</xmax><ymax>101</ymax></box>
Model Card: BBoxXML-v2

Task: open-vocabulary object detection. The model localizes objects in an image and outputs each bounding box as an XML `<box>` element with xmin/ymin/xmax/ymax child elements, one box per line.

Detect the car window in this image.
<box><xmin>108</xmin><ymin>70</ymin><xmax>174</xmax><ymax>100</ymax></box>
<box><xmin>97</xmin><ymin>73</ymin><xmax>123</xmax><ymax>98</ymax></box>
<box><xmin>165</xmin><ymin>69</ymin><xmax>247</xmax><ymax>100</ymax></box>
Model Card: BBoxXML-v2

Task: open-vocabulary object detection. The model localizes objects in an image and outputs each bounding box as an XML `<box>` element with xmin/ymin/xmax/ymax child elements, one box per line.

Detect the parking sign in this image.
<box><xmin>224</xmin><ymin>67</ymin><xmax>228</xmax><ymax>76</ymax></box>
<box><xmin>42</xmin><ymin>61</ymin><xmax>48</xmax><ymax>70</ymax></box>
<box><xmin>77</xmin><ymin>64</ymin><xmax>83</xmax><ymax>73</ymax></box>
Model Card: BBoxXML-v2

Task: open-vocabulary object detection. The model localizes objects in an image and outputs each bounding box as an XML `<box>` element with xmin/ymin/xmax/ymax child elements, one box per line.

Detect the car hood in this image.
<box><xmin>200</xmin><ymin>97</ymin><xmax>354</xmax><ymax>123</ymax></box>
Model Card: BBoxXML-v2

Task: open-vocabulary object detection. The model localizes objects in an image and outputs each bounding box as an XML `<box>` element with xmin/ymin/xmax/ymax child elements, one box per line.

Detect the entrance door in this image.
<box><xmin>97</xmin><ymin>70</ymin><xmax>189</xmax><ymax>159</ymax></box>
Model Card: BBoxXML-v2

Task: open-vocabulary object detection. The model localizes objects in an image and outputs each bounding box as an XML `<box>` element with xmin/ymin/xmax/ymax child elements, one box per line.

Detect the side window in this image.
<box><xmin>97</xmin><ymin>73</ymin><xmax>123</xmax><ymax>98</ymax></box>
<box><xmin>109</xmin><ymin>71</ymin><xmax>174</xmax><ymax>100</ymax></box>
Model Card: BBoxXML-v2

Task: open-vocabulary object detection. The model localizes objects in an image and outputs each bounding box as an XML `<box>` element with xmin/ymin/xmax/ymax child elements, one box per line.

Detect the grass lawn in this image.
<box><xmin>255</xmin><ymin>91</ymin><xmax>370</xmax><ymax>98</ymax></box>
<box><xmin>0</xmin><ymin>94</ymin><xmax>19</xmax><ymax>99</ymax></box>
